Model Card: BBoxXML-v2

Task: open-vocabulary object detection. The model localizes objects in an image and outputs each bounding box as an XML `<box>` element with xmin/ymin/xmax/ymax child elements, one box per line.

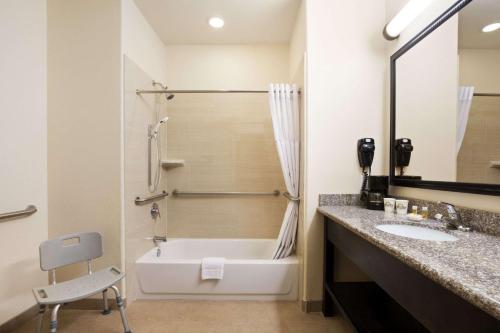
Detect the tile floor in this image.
<box><xmin>13</xmin><ymin>301</ymin><xmax>353</xmax><ymax>333</ymax></box>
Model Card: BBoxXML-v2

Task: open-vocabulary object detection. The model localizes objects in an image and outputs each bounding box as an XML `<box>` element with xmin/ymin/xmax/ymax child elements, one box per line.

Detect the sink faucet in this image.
<box><xmin>437</xmin><ymin>202</ymin><xmax>472</xmax><ymax>232</ymax></box>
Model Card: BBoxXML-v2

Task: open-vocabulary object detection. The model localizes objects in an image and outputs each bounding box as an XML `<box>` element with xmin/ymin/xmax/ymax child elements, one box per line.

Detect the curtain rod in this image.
<box><xmin>474</xmin><ymin>93</ymin><xmax>500</xmax><ymax>97</ymax></box>
<box><xmin>136</xmin><ymin>89</ymin><xmax>301</xmax><ymax>95</ymax></box>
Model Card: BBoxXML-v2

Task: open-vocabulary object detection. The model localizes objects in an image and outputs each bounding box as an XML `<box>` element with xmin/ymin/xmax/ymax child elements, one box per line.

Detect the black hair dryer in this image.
<box><xmin>357</xmin><ymin>138</ymin><xmax>375</xmax><ymax>201</ymax></box>
<box><xmin>394</xmin><ymin>138</ymin><xmax>413</xmax><ymax>176</ymax></box>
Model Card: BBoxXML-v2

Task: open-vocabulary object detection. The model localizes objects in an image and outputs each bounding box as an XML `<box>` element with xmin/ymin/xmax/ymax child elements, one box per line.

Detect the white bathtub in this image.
<box><xmin>135</xmin><ymin>239</ymin><xmax>299</xmax><ymax>300</ymax></box>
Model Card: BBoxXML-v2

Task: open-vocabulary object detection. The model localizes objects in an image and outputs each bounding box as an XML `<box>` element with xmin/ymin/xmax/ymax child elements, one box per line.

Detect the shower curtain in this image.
<box><xmin>268</xmin><ymin>84</ymin><xmax>300</xmax><ymax>259</ymax></box>
<box><xmin>457</xmin><ymin>86</ymin><xmax>474</xmax><ymax>155</ymax></box>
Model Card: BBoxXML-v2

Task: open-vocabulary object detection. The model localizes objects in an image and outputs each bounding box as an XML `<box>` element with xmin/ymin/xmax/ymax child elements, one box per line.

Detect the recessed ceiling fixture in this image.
<box><xmin>482</xmin><ymin>23</ymin><xmax>500</xmax><ymax>33</ymax></box>
<box><xmin>383</xmin><ymin>0</ymin><xmax>434</xmax><ymax>40</ymax></box>
<box><xmin>209</xmin><ymin>17</ymin><xmax>224</xmax><ymax>29</ymax></box>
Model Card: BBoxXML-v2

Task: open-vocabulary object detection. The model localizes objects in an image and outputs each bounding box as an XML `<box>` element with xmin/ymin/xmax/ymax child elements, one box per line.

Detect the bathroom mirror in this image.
<box><xmin>390</xmin><ymin>0</ymin><xmax>500</xmax><ymax>196</ymax></box>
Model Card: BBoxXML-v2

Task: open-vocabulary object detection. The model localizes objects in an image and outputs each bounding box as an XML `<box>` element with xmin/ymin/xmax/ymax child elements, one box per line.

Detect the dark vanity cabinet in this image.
<box><xmin>322</xmin><ymin>217</ymin><xmax>500</xmax><ymax>333</ymax></box>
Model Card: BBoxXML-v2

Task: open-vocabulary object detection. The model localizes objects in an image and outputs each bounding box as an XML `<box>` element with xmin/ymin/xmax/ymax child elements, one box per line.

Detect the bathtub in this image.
<box><xmin>135</xmin><ymin>238</ymin><xmax>299</xmax><ymax>300</ymax></box>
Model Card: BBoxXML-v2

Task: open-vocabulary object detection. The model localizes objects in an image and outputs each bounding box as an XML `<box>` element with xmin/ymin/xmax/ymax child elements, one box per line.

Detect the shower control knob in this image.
<box><xmin>151</xmin><ymin>203</ymin><xmax>161</xmax><ymax>219</ymax></box>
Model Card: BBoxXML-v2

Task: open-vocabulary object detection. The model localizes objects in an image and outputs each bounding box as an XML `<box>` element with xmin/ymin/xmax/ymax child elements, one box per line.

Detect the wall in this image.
<box><xmin>395</xmin><ymin>16</ymin><xmax>458</xmax><ymax>181</ymax></box>
<box><xmin>165</xmin><ymin>44</ymin><xmax>289</xmax><ymax>238</ymax></box>
<box><xmin>457</xmin><ymin>96</ymin><xmax>500</xmax><ymax>183</ymax></box>
<box><xmin>459</xmin><ymin>49</ymin><xmax>500</xmax><ymax>93</ymax></box>
<box><xmin>166</xmin><ymin>44</ymin><xmax>289</xmax><ymax>90</ymax></box>
<box><xmin>0</xmin><ymin>0</ymin><xmax>47</xmax><ymax>324</ymax></box>
<box><xmin>303</xmin><ymin>0</ymin><xmax>387</xmax><ymax>301</ymax></box>
<box><xmin>121</xmin><ymin>0</ymin><xmax>169</xmax><ymax>301</ymax></box>
<box><xmin>288</xmin><ymin>0</ymin><xmax>307</xmax><ymax>304</ymax></box>
<box><xmin>121</xmin><ymin>0</ymin><xmax>169</xmax><ymax>83</ymax></box>
<box><xmin>123</xmin><ymin>57</ymin><xmax>168</xmax><ymax>301</ymax></box>
<box><xmin>457</xmin><ymin>49</ymin><xmax>500</xmax><ymax>184</ymax></box>
<box><xmin>387</xmin><ymin>0</ymin><xmax>500</xmax><ymax>214</ymax></box>
<box><xmin>48</xmin><ymin>0</ymin><xmax>123</xmax><ymax>281</ymax></box>
<box><xmin>289</xmin><ymin>0</ymin><xmax>306</xmax><ymax>81</ymax></box>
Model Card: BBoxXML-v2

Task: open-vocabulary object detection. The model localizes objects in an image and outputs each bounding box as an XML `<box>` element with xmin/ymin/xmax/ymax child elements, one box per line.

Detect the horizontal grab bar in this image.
<box><xmin>172</xmin><ymin>189</ymin><xmax>280</xmax><ymax>197</ymax></box>
<box><xmin>0</xmin><ymin>205</ymin><xmax>37</xmax><ymax>222</ymax></box>
<box><xmin>135</xmin><ymin>191</ymin><xmax>169</xmax><ymax>206</ymax></box>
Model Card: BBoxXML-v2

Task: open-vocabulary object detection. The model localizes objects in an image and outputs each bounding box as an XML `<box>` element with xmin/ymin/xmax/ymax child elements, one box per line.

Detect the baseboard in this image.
<box><xmin>0</xmin><ymin>298</ymin><xmax>127</xmax><ymax>332</ymax></box>
<box><xmin>0</xmin><ymin>305</ymin><xmax>38</xmax><ymax>333</ymax></box>
<box><xmin>301</xmin><ymin>300</ymin><xmax>323</xmax><ymax>313</ymax></box>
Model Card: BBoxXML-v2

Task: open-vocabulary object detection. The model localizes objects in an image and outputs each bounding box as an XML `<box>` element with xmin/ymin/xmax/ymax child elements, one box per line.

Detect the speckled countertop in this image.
<box><xmin>317</xmin><ymin>206</ymin><xmax>500</xmax><ymax>320</ymax></box>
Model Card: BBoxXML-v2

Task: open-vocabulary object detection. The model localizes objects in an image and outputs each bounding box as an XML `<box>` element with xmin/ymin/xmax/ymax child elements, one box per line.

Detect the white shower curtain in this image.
<box><xmin>457</xmin><ymin>86</ymin><xmax>474</xmax><ymax>155</ymax></box>
<box><xmin>268</xmin><ymin>83</ymin><xmax>300</xmax><ymax>259</ymax></box>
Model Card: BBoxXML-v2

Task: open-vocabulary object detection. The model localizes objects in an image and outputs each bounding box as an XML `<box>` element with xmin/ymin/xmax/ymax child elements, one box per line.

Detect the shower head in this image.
<box><xmin>166</xmin><ymin>94</ymin><xmax>175</xmax><ymax>100</ymax></box>
<box><xmin>151</xmin><ymin>116</ymin><xmax>169</xmax><ymax>137</ymax></box>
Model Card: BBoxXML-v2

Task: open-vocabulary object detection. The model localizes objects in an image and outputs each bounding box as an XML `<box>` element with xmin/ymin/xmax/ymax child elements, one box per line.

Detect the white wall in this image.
<box><xmin>289</xmin><ymin>0</ymin><xmax>306</xmax><ymax>81</ymax></box>
<box><xmin>0</xmin><ymin>0</ymin><xmax>48</xmax><ymax>324</ymax></box>
<box><xmin>459</xmin><ymin>49</ymin><xmax>500</xmax><ymax>93</ymax></box>
<box><xmin>121</xmin><ymin>0</ymin><xmax>169</xmax><ymax>83</ymax></box>
<box><xmin>121</xmin><ymin>0</ymin><xmax>169</xmax><ymax>300</ymax></box>
<box><xmin>48</xmin><ymin>0</ymin><xmax>123</xmax><ymax>282</ymax></box>
<box><xmin>166</xmin><ymin>44</ymin><xmax>289</xmax><ymax>90</ymax></box>
<box><xmin>303</xmin><ymin>0</ymin><xmax>387</xmax><ymax>301</ymax></box>
<box><xmin>387</xmin><ymin>0</ymin><xmax>500</xmax><ymax>213</ymax></box>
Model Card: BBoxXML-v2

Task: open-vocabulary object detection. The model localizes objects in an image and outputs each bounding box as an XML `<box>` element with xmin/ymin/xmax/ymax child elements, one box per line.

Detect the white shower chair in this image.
<box><xmin>32</xmin><ymin>232</ymin><xmax>132</xmax><ymax>333</ymax></box>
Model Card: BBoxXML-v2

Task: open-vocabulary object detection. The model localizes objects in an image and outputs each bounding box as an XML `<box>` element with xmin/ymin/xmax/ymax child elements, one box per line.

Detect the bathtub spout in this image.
<box><xmin>152</xmin><ymin>235</ymin><xmax>167</xmax><ymax>245</ymax></box>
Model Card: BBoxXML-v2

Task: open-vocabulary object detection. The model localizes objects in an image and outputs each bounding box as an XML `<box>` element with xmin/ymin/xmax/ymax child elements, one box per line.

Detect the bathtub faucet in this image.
<box><xmin>152</xmin><ymin>235</ymin><xmax>166</xmax><ymax>246</ymax></box>
<box><xmin>152</xmin><ymin>235</ymin><xmax>166</xmax><ymax>257</ymax></box>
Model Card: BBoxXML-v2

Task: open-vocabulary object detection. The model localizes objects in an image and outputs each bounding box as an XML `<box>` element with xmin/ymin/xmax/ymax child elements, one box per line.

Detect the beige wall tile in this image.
<box><xmin>166</xmin><ymin>94</ymin><xmax>287</xmax><ymax>238</ymax></box>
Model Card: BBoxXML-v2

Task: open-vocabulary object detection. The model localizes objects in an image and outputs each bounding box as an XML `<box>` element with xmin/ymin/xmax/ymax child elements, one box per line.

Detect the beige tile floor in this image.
<box><xmin>13</xmin><ymin>301</ymin><xmax>353</xmax><ymax>333</ymax></box>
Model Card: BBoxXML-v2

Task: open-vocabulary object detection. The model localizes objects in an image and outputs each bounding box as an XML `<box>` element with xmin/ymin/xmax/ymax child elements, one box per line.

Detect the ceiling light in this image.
<box><xmin>482</xmin><ymin>23</ymin><xmax>500</xmax><ymax>33</ymax></box>
<box><xmin>209</xmin><ymin>17</ymin><xmax>224</xmax><ymax>29</ymax></box>
<box><xmin>383</xmin><ymin>0</ymin><xmax>434</xmax><ymax>40</ymax></box>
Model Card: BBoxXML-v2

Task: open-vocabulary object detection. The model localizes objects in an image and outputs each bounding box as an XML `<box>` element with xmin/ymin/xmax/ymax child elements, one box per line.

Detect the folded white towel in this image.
<box><xmin>201</xmin><ymin>257</ymin><xmax>225</xmax><ymax>280</ymax></box>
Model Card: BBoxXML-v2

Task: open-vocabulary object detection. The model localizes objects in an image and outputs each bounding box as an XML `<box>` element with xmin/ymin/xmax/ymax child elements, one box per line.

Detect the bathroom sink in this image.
<box><xmin>376</xmin><ymin>224</ymin><xmax>458</xmax><ymax>241</ymax></box>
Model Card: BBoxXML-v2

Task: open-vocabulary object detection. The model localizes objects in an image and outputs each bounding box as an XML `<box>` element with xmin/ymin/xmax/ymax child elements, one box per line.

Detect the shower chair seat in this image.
<box><xmin>33</xmin><ymin>266</ymin><xmax>123</xmax><ymax>305</ymax></box>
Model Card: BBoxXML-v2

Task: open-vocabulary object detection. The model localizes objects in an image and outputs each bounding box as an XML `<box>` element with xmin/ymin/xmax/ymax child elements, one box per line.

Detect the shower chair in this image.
<box><xmin>32</xmin><ymin>232</ymin><xmax>131</xmax><ymax>333</ymax></box>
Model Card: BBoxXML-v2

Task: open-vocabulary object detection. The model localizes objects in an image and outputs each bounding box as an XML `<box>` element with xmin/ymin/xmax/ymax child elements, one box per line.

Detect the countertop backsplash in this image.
<box><xmin>318</xmin><ymin>194</ymin><xmax>500</xmax><ymax>237</ymax></box>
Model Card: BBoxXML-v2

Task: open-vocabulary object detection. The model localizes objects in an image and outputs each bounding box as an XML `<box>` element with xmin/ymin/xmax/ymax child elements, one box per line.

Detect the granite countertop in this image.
<box><xmin>317</xmin><ymin>205</ymin><xmax>500</xmax><ymax>320</ymax></box>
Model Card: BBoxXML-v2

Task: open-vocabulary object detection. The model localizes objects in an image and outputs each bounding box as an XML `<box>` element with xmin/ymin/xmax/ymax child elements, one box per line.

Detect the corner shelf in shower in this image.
<box><xmin>490</xmin><ymin>161</ymin><xmax>500</xmax><ymax>169</ymax></box>
<box><xmin>161</xmin><ymin>159</ymin><xmax>185</xmax><ymax>169</ymax></box>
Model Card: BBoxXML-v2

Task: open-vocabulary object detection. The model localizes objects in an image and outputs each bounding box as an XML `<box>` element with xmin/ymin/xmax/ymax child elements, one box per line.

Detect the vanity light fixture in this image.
<box><xmin>482</xmin><ymin>23</ymin><xmax>500</xmax><ymax>33</ymax></box>
<box><xmin>209</xmin><ymin>17</ymin><xmax>224</xmax><ymax>29</ymax></box>
<box><xmin>383</xmin><ymin>0</ymin><xmax>434</xmax><ymax>40</ymax></box>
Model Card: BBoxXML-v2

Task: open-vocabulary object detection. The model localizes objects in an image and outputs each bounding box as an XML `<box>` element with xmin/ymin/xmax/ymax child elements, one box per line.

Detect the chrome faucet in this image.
<box><xmin>437</xmin><ymin>202</ymin><xmax>472</xmax><ymax>232</ymax></box>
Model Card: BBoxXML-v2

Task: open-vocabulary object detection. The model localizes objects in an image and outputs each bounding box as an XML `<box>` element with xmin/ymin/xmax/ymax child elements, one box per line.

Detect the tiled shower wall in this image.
<box><xmin>166</xmin><ymin>93</ymin><xmax>287</xmax><ymax>238</ymax></box>
<box><xmin>458</xmin><ymin>96</ymin><xmax>500</xmax><ymax>184</ymax></box>
<box><xmin>124</xmin><ymin>57</ymin><xmax>168</xmax><ymax>300</ymax></box>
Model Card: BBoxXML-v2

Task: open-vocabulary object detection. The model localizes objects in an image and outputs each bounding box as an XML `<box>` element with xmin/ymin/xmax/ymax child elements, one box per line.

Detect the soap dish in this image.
<box><xmin>407</xmin><ymin>213</ymin><xmax>424</xmax><ymax>222</ymax></box>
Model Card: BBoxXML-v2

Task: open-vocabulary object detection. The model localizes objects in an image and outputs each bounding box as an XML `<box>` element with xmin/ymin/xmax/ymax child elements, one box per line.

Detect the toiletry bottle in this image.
<box><xmin>411</xmin><ymin>205</ymin><xmax>418</xmax><ymax>215</ymax></box>
<box><xmin>422</xmin><ymin>207</ymin><xmax>429</xmax><ymax>219</ymax></box>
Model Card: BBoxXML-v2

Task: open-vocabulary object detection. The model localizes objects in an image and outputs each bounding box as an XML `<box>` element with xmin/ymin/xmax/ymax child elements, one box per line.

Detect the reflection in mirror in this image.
<box><xmin>395</xmin><ymin>0</ymin><xmax>500</xmax><ymax>185</ymax></box>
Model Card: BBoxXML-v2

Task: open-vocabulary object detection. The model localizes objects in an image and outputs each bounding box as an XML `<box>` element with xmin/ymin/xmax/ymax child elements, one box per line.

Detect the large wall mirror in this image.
<box><xmin>390</xmin><ymin>0</ymin><xmax>500</xmax><ymax>196</ymax></box>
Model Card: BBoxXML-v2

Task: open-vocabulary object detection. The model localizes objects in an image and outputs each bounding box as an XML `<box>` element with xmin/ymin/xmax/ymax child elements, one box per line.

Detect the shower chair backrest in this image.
<box><xmin>39</xmin><ymin>232</ymin><xmax>103</xmax><ymax>272</ymax></box>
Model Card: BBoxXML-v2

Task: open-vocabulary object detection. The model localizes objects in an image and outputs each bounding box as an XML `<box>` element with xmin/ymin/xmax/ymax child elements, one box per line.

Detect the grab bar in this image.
<box><xmin>135</xmin><ymin>191</ymin><xmax>169</xmax><ymax>206</ymax></box>
<box><xmin>172</xmin><ymin>189</ymin><xmax>280</xmax><ymax>197</ymax></box>
<box><xmin>0</xmin><ymin>205</ymin><xmax>37</xmax><ymax>222</ymax></box>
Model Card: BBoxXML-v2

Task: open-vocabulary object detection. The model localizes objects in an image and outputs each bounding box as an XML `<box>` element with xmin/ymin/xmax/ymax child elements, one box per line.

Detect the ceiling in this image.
<box><xmin>459</xmin><ymin>0</ymin><xmax>500</xmax><ymax>49</ymax></box>
<box><xmin>133</xmin><ymin>0</ymin><xmax>301</xmax><ymax>45</ymax></box>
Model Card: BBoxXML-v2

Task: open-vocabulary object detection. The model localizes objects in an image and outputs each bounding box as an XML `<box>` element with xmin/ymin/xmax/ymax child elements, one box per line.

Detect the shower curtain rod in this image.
<box><xmin>136</xmin><ymin>89</ymin><xmax>301</xmax><ymax>95</ymax></box>
<box><xmin>474</xmin><ymin>93</ymin><xmax>500</xmax><ymax>97</ymax></box>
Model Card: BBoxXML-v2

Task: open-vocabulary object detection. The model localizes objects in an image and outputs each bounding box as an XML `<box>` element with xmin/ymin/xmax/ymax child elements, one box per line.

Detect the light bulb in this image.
<box><xmin>482</xmin><ymin>23</ymin><xmax>500</xmax><ymax>33</ymax></box>
<box><xmin>384</xmin><ymin>0</ymin><xmax>434</xmax><ymax>40</ymax></box>
<box><xmin>209</xmin><ymin>17</ymin><xmax>224</xmax><ymax>29</ymax></box>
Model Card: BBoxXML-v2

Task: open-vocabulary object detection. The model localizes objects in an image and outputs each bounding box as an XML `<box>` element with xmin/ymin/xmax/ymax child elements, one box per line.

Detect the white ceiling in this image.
<box><xmin>134</xmin><ymin>0</ymin><xmax>301</xmax><ymax>45</ymax></box>
<box><xmin>459</xmin><ymin>0</ymin><xmax>500</xmax><ymax>49</ymax></box>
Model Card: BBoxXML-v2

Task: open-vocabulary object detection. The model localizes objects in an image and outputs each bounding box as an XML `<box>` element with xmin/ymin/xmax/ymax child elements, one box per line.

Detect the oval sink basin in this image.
<box><xmin>376</xmin><ymin>224</ymin><xmax>458</xmax><ymax>241</ymax></box>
